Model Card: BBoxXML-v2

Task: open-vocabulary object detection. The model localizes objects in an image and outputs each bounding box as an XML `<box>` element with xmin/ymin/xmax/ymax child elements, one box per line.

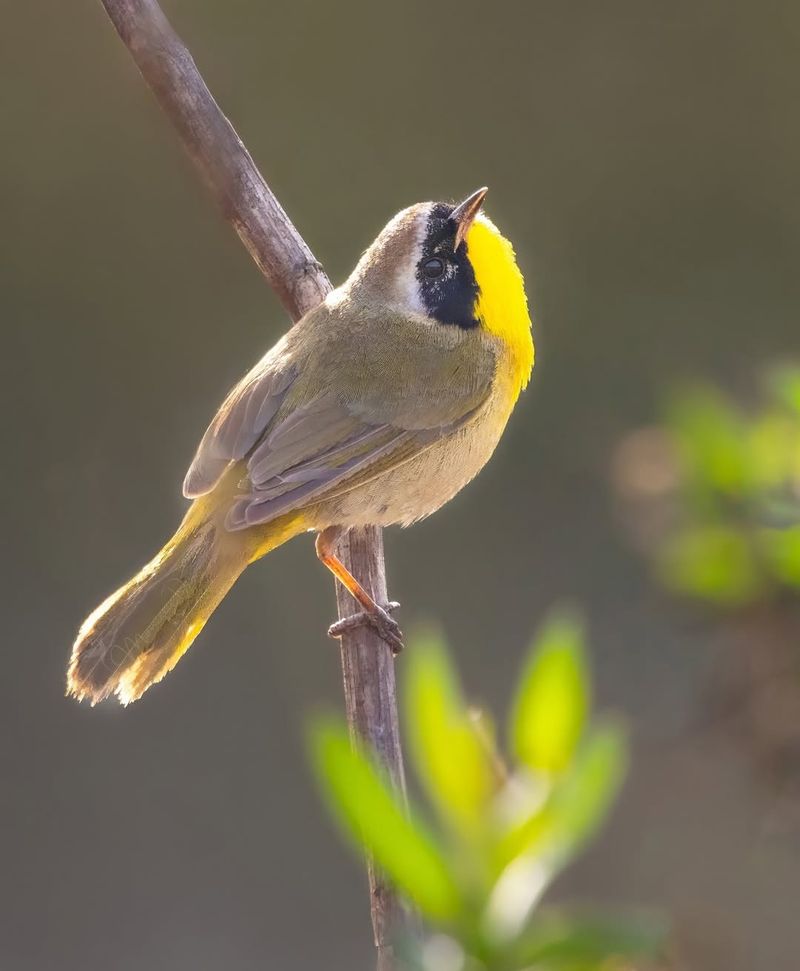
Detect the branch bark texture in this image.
<box><xmin>97</xmin><ymin>0</ymin><xmax>409</xmax><ymax>964</ymax></box>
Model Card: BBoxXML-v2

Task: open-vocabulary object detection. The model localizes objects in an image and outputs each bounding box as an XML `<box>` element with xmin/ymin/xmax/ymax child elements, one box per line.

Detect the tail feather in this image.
<box><xmin>68</xmin><ymin>516</ymin><xmax>245</xmax><ymax>705</ymax></box>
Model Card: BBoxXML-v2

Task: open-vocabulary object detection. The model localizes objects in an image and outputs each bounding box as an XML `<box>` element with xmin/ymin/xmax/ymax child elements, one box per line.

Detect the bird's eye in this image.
<box><xmin>422</xmin><ymin>257</ymin><xmax>445</xmax><ymax>278</ymax></box>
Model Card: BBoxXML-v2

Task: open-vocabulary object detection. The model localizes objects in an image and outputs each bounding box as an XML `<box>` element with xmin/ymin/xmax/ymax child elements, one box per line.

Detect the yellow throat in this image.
<box><xmin>466</xmin><ymin>216</ymin><xmax>535</xmax><ymax>397</ymax></box>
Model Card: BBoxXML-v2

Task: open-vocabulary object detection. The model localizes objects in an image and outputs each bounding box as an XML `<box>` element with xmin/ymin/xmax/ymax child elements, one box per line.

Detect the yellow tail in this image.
<box><xmin>68</xmin><ymin>501</ymin><xmax>302</xmax><ymax>705</ymax></box>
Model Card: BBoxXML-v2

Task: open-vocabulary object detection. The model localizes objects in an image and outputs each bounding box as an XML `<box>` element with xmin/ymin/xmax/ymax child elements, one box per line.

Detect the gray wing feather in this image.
<box><xmin>225</xmin><ymin>396</ymin><xmax>484</xmax><ymax>531</ymax></box>
<box><xmin>225</xmin><ymin>425</ymin><xmax>419</xmax><ymax>530</ymax></box>
<box><xmin>247</xmin><ymin>395</ymin><xmax>361</xmax><ymax>487</ymax></box>
<box><xmin>182</xmin><ymin>355</ymin><xmax>296</xmax><ymax>499</ymax></box>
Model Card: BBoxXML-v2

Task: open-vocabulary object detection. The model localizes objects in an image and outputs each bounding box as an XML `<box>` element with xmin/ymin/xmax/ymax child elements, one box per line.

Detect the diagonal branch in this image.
<box><xmin>99</xmin><ymin>0</ymin><xmax>330</xmax><ymax>319</ymax></box>
<box><xmin>97</xmin><ymin>1</ymin><xmax>410</xmax><ymax>965</ymax></box>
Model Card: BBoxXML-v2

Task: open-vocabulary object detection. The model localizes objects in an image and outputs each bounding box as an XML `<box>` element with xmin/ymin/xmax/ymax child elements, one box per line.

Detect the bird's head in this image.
<box><xmin>341</xmin><ymin>187</ymin><xmax>534</xmax><ymax>393</ymax></box>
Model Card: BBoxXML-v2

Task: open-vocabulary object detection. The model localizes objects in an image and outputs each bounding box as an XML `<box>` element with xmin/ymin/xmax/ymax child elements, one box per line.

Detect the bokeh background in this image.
<box><xmin>2</xmin><ymin>1</ymin><xmax>799</xmax><ymax>968</ymax></box>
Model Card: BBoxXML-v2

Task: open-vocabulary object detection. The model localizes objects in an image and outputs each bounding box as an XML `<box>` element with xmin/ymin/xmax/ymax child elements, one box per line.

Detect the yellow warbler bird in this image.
<box><xmin>68</xmin><ymin>188</ymin><xmax>534</xmax><ymax>704</ymax></box>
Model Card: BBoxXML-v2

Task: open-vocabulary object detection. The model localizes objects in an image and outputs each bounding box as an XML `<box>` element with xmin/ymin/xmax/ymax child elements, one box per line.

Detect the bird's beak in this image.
<box><xmin>451</xmin><ymin>186</ymin><xmax>488</xmax><ymax>250</ymax></box>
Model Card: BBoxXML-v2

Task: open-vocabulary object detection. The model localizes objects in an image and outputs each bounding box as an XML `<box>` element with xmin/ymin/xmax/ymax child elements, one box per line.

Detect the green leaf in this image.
<box><xmin>484</xmin><ymin>724</ymin><xmax>628</xmax><ymax>941</ymax></box>
<box><xmin>396</xmin><ymin>933</ymin><xmax>470</xmax><ymax>971</ymax></box>
<box><xmin>658</xmin><ymin>525</ymin><xmax>761</xmax><ymax>605</ymax></box>
<box><xmin>308</xmin><ymin>717</ymin><xmax>461</xmax><ymax>922</ymax></box>
<box><xmin>546</xmin><ymin>721</ymin><xmax>628</xmax><ymax>859</ymax></box>
<box><xmin>747</xmin><ymin>414</ymin><xmax>798</xmax><ymax>490</ymax></box>
<box><xmin>510</xmin><ymin>910</ymin><xmax>666</xmax><ymax>969</ymax></box>
<box><xmin>758</xmin><ymin>526</ymin><xmax>800</xmax><ymax>588</ymax></box>
<box><xmin>666</xmin><ymin>386</ymin><xmax>750</xmax><ymax>496</ymax></box>
<box><xmin>510</xmin><ymin>610</ymin><xmax>589</xmax><ymax>775</ymax></box>
<box><xmin>405</xmin><ymin>628</ymin><xmax>493</xmax><ymax>835</ymax></box>
<box><xmin>767</xmin><ymin>363</ymin><xmax>800</xmax><ymax>416</ymax></box>
<box><xmin>500</xmin><ymin>721</ymin><xmax>628</xmax><ymax>869</ymax></box>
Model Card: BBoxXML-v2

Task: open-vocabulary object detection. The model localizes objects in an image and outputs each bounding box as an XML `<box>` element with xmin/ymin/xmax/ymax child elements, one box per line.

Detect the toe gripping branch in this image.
<box><xmin>315</xmin><ymin>527</ymin><xmax>404</xmax><ymax>655</ymax></box>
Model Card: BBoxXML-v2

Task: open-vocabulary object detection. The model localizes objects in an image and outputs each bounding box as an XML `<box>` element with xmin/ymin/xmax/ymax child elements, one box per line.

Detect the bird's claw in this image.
<box><xmin>328</xmin><ymin>602</ymin><xmax>403</xmax><ymax>655</ymax></box>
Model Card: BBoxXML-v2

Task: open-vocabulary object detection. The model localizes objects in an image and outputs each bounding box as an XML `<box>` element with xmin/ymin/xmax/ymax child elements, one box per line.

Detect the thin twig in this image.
<box><xmin>97</xmin><ymin>0</ymin><xmax>410</xmax><ymax>964</ymax></box>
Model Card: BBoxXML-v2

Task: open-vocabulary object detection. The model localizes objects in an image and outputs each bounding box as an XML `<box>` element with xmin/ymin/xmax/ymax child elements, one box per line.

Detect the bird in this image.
<box><xmin>68</xmin><ymin>187</ymin><xmax>534</xmax><ymax>704</ymax></box>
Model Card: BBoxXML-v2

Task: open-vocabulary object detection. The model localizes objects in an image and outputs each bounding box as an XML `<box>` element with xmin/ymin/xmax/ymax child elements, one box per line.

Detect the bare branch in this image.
<box><xmin>334</xmin><ymin>527</ymin><xmax>412</xmax><ymax>964</ymax></box>
<box><xmin>100</xmin><ymin>0</ymin><xmax>330</xmax><ymax>319</ymax></box>
<box><xmin>98</xmin><ymin>0</ymin><xmax>410</xmax><ymax>964</ymax></box>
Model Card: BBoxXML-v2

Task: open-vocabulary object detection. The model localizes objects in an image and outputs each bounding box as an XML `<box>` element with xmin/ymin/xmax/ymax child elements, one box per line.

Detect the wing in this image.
<box><xmin>224</xmin><ymin>394</ymin><xmax>478</xmax><ymax>530</ymax></box>
<box><xmin>183</xmin><ymin>304</ymin><xmax>496</xmax><ymax>528</ymax></box>
<box><xmin>182</xmin><ymin>336</ymin><xmax>296</xmax><ymax>499</ymax></box>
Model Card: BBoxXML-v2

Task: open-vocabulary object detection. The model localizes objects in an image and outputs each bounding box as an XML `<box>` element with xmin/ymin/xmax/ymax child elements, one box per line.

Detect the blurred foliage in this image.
<box><xmin>614</xmin><ymin>363</ymin><xmax>800</xmax><ymax>606</ymax></box>
<box><xmin>309</xmin><ymin>613</ymin><xmax>665</xmax><ymax>971</ymax></box>
<box><xmin>614</xmin><ymin>366</ymin><xmax>800</xmax><ymax>787</ymax></box>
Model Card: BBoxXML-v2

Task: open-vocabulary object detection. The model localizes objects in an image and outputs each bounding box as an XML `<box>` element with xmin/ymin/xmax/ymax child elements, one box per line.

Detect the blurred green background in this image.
<box><xmin>2</xmin><ymin>1</ymin><xmax>799</xmax><ymax>969</ymax></box>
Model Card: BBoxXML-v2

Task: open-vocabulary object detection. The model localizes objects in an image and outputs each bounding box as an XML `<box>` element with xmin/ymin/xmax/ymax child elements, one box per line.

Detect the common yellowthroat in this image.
<box><xmin>68</xmin><ymin>188</ymin><xmax>534</xmax><ymax>704</ymax></box>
